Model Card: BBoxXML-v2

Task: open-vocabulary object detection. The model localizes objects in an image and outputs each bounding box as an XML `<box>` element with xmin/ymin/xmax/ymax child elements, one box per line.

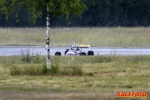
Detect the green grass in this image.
<box><xmin>1</xmin><ymin>27</ymin><xmax>150</xmax><ymax>47</ymax></box>
<box><xmin>0</xmin><ymin>27</ymin><xmax>150</xmax><ymax>99</ymax></box>
<box><xmin>0</xmin><ymin>55</ymin><xmax>149</xmax><ymax>100</ymax></box>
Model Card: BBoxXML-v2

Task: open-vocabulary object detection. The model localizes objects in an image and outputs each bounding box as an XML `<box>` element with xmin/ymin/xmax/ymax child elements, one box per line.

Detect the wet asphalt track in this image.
<box><xmin>1</xmin><ymin>46</ymin><xmax>150</xmax><ymax>56</ymax></box>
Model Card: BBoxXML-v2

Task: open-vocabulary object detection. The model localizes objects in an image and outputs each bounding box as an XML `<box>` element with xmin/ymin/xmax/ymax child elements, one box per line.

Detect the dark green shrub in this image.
<box><xmin>9</xmin><ymin>65</ymin><xmax>21</xmax><ymax>75</ymax></box>
<box><xmin>9</xmin><ymin>64</ymin><xmax>48</xmax><ymax>75</ymax></box>
<box><xmin>47</xmin><ymin>63</ymin><xmax>60</xmax><ymax>75</ymax></box>
<box><xmin>9</xmin><ymin>63</ymin><xmax>84</xmax><ymax>76</ymax></box>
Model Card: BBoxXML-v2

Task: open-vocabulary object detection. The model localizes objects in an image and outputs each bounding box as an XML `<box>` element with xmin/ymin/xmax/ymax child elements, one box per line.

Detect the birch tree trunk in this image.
<box><xmin>46</xmin><ymin>0</ymin><xmax>51</xmax><ymax>69</ymax></box>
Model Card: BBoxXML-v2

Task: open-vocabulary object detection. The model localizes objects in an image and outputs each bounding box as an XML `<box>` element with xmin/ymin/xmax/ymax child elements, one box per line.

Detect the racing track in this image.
<box><xmin>1</xmin><ymin>46</ymin><xmax>150</xmax><ymax>56</ymax></box>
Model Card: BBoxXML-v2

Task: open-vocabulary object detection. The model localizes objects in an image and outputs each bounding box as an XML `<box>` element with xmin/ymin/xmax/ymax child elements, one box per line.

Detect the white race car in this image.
<box><xmin>55</xmin><ymin>44</ymin><xmax>94</xmax><ymax>56</ymax></box>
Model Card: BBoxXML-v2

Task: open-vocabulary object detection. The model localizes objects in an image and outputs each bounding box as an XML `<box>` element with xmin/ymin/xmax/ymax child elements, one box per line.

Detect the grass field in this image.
<box><xmin>0</xmin><ymin>27</ymin><xmax>150</xmax><ymax>47</ymax></box>
<box><xmin>0</xmin><ymin>27</ymin><xmax>150</xmax><ymax>100</ymax></box>
<box><xmin>0</xmin><ymin>55</ymin><xmax>149</xmax><ymax>100</ymax></box>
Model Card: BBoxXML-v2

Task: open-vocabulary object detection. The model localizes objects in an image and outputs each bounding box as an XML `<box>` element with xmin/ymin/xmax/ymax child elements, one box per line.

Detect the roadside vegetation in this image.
<box><xmin>0</xmin><ymin>27</ymin><xmax>150</xmax><ymax>99</ymax></box>
<box><xmin>0</xmin><ymin>54</ymin><xmax>149</xmax><ymax>100</ymax></box>
<box><xmin>1</xmin><ymin>27</ymin><xmax>150</xmax><ymax>47</ymax></box>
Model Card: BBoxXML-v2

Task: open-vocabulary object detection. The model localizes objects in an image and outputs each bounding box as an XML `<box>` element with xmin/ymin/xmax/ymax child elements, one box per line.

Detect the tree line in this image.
<box><xmin>0</xmin><ymin>0</ymin><xmax>150</xmax><ymax>27</ymax></box>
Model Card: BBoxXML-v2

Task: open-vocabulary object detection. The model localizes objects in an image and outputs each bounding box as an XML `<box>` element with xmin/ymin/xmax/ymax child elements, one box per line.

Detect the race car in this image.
<box><xmin>55</xmin><ymin>43</ymin><xmax>94</xmax><ymax>56</ymax></box>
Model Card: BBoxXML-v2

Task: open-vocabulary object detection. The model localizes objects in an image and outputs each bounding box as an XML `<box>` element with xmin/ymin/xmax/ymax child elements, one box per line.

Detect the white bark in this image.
<box><xmin>46</xmin><ymin>1</ymin><xmax>51</xmax><ymax>69</ymax></box>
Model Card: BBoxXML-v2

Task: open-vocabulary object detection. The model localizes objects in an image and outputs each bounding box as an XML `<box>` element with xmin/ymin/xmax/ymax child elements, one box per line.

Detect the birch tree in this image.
<box><xmin>0</xmin><ymin>0</ymin><xmax>87</xmax><ymax>69</ymax></box>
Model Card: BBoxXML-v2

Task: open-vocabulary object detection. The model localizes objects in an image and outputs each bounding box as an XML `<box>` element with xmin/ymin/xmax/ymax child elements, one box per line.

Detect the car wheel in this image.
<box><xmin>55</xmin><ymin>52</ymin><xmax>61</xmax><ymax>56</ymax></box>
<box><xmin>80</xmin><ymin>52</ymin><xmax>86</xmax><ymax>56</ymax></box>
<box><xmin>87</xmin><ymin>50</ymin><xmax>94</xmax><ymax>55</ymax></box>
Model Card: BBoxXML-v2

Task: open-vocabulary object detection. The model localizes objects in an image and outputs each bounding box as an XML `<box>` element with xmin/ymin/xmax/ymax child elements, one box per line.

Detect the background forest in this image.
<box><xmin>0</xmin><ymin>0</ymin><xmax>150</xmax><ymax>27</ymax></box>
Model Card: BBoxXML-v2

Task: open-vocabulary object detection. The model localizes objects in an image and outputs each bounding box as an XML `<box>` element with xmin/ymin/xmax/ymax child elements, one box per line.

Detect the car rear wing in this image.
<box><xmin>77</xmin><ymin>45</ymin><xmax>90</xmax><ymax>49</ymax></box>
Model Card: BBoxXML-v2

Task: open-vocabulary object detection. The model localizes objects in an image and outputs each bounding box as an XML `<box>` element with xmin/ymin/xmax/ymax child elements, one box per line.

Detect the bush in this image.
<box><xmin>48</xmin><ymin>63</ymin><xmax>84</xmax><ymax>76</ymax></box>
<box><xmin>9</xmin><ymin>63</ymin><xmax>84</xmax><ymax>76</ymax></box>
<box><xmin>10</xmin><ymin>64</ymin><xmax>48</xmax><ymax>75</ymax></box>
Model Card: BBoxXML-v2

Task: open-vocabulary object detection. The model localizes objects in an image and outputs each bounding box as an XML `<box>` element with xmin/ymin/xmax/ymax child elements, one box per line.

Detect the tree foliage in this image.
<box><xmin>0</xmin><ymin>0</ymin><xmax>87</xmax><ymax>25</ymax></box>
<box><xmin>0</xmin><ymin>0</ymin><xmax>150</xmax><ymax>27</ymax></box>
